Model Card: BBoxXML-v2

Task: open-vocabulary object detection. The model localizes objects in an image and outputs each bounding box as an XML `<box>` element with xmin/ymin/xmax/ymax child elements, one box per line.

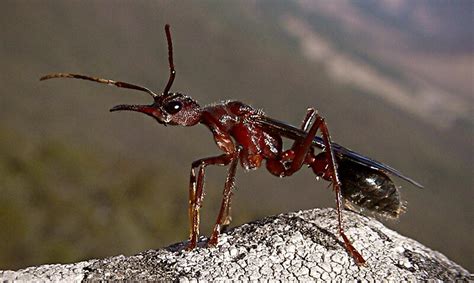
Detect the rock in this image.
<box><xmin>0</xmin><ymin>208</ymin><xmax>471</xmax><ymax>281</ymax></box>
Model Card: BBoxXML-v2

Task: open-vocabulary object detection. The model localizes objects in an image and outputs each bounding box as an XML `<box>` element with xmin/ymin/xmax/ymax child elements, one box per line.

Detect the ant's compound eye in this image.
<box><xmin>163</xmin><ymin>101</ymin><xmax>182</xmax><ymax>114</ymax></box>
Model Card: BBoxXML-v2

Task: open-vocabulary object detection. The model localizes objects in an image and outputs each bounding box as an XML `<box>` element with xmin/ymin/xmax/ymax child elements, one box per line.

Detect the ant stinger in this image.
<box><xmin>41</xmin><ymin>24</ymin><xmax>423</xmax><ymax>266</ymax></box>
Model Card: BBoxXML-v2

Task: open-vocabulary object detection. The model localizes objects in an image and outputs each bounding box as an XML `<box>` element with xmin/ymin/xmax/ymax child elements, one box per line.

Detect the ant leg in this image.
<box><xmin>267</xmin><ymin>111</ymin><xmax>367</xmax><ymax>265</ymax></box>
<box><xmin>335</xmin><ymin>180</ymin><xmax>366</xmax><ymax>266</ymax></box>
<box><xmin>300</xmin><ymin>108</ymin><xmax>316</xmax><ymax>132</ymax></box>
<box><xmin>317</xmin><ymin>120</ymin><xmax>367</xmax><ymax>266</ymax></box>
<box><xmin>187</xmin><ymin>154</ymin><xmax>233</xmax><ymax>250</ymax></box>
<box><xmin>221</xmin><ymin>199</ymin><xmax>232</xmax><ymax>231</ymax></box>
<box><xmin>218</xmin><ymin>156</ymin><xmax>239</xmax><ymax>232</ymax></box>
<box><xmin>208</xmin><ymin>149</ymin><xmax>240</xmax><ymax>246</ymax></box>
<box><xmin>287</xmin><ymin>115</ymin><xmax>324</xmax><ymax>174</ymax></box>
<box><xmin>266</xmin><ymin>110</ymin><xmax>321</xmax><ymax>177</ymax></box>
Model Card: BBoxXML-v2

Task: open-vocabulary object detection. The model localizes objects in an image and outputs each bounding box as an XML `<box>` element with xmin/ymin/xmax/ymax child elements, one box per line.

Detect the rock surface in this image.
<box><xmin>1</xmin><ymin>208</ymin><xmax>471</xmax><ymax>281</ymax></box>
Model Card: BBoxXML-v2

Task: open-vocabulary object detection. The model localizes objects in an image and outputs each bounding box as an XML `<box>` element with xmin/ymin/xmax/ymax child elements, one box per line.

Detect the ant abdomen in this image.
<box><xmin>337</xmin><ymin>158</ymin><xmax>403</xmax><ymax>218</ymax></box>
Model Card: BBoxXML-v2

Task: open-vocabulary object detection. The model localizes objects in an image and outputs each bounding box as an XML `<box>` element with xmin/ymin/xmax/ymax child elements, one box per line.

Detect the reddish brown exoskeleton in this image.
<box><xmin>41</xmin><ymin>25</ymin><xmax>423</xmax><ymax>266</ymax></box>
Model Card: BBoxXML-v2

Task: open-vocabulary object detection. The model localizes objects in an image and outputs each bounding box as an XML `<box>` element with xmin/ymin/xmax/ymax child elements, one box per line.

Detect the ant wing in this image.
<box><xmin>257</xmin><ymin>116</ymin><xmax>423</xmax><ymax>188</ymax></box>
<box><xmin>328</xmin><ymin>142</ymin><xmax>423</xmax><ymax>188</ymax></box>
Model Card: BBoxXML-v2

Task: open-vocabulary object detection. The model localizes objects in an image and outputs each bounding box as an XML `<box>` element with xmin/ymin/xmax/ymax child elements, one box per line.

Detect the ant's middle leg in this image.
<box><xmin>208</xmin><ymin>148</ymin><xmax>241</xmax><ymax>246</ymax></box>
<box><xmin>187</xmin><ymin>154</ymin><xmax>233</xmax><ymax>250</ymax></box>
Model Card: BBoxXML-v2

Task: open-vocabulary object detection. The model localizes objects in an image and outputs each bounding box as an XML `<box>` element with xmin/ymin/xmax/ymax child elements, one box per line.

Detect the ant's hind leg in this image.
<box><xmin>300</xmin><ymin>108</ymin><xmax>316</xmax><ymax>132</ymax></box>
<box><xmin>268</xmin><ymin>109</ymin><xmax>367</xmax><ymax>265</ymax></box>
<box><xmin>316</xmin><ymin>120</ymin><xmax>367</xmax><ymax>266</ymax></box>
<box><xmin>265</xmin><ymin>109</ymin><xmax>322</xmax><ymax>177</ymax></box>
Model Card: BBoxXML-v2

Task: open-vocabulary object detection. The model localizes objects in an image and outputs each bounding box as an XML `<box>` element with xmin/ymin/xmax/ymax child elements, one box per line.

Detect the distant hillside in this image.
<box><xmin>258</xmin><ymin>0</ymin><xmax>473</xmax><ymax>128</ymax></box>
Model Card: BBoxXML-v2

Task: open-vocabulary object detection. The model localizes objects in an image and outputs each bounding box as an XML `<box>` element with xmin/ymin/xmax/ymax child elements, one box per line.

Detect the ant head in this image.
<box><xmin>110</xmin><ymin>25</ymin><xmax>201</xmax><ymax>126</ymax></box>
<box><xmin>41</xmin><ymin>25</ymin><xmax>202</xmax><ymax>126</ymax></box>
<box><xmin>110</xmin><ymin>92</ymin><xmax>201</xmax><ymax>126</ymax></box>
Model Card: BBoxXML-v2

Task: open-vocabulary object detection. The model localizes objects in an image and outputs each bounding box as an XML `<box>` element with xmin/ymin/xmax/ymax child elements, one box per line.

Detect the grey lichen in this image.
<box><xmin>0</xmin><ymin>208</ymin><xmax>471</xmax><ymax>281</ymax></box>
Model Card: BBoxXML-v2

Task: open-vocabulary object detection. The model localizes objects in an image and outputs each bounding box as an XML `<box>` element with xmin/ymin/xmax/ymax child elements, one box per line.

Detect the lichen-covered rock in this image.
<box><xmin>1</xmin><ymin>208</ymin><xmax>471</xmax><ymax>281</ymax></box>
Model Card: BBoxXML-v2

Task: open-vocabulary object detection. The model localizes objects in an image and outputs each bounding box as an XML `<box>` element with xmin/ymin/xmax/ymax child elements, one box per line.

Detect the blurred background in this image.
<box><xmin>0</xmin><ymin>0</ymin><xmax>472</xmax><ymax>271</ymax></box>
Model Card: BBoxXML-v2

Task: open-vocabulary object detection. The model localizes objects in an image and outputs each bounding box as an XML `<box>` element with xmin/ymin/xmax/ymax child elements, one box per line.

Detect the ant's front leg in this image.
<box><xmin>187</xmin><ymin>154</ymin><xmax>233</xmax><ymax>250</ymax></box>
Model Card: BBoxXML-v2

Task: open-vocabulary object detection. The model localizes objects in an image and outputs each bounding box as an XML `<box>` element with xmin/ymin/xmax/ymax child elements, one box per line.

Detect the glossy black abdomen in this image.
<box><xmin>337</xmin><ymin>158</ymin><xmax>403</xmax><ymax>218</ymax></box>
